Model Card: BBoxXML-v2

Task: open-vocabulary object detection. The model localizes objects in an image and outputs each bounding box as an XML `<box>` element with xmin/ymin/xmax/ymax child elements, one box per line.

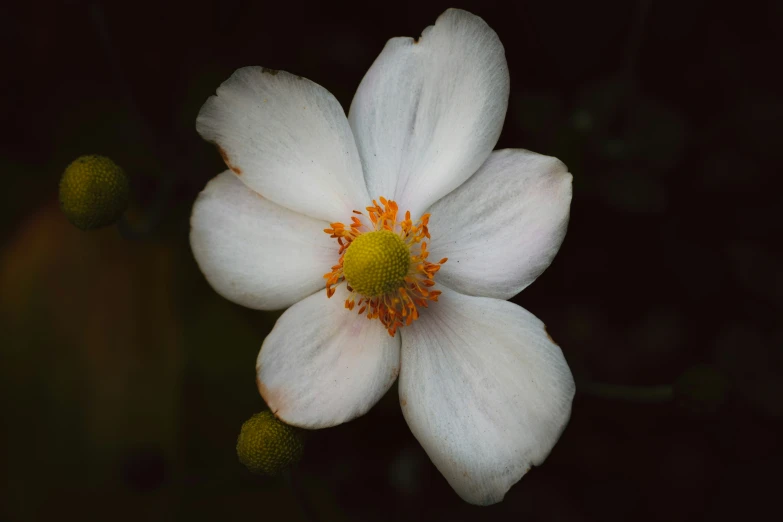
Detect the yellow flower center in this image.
<box><xmin>342</xmin><ymin>230</ymin><xmax>410</xmax><ymax>297</ymax></box>
<box><xmin>323</xmin><ymin>197</ymin><xmax>447</xmax><ymax>337</ymax></box>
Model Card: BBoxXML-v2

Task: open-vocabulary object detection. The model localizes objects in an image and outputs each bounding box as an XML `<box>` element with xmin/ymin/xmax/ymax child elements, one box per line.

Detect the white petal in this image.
<box><xmin>399</xmin><ymin>287</ymin><xmax>574</xmax><ymax>505</ymax></box>
<box><xmin>257</xmin><ymin>284</ymin><xmax>400</xmax><ymax>429</ymax></box>
<box><xmin>197</xmin><ymin>67</ymin><xmax>370</xmax><ymax>222</ymax></box>
<box><xmin>427</xmin><ymin>149</ymin><xmax>572</xmax><ymax>300</ymax></box>
<box><xmin>349</xmin><ymin>9</ymin><xmax>510</xmax><ymax>219</ymax></box>
<box><xmin>190</xmin><ymin>171</ymin><xmax>337</xmax><ymax>310</ymax></box>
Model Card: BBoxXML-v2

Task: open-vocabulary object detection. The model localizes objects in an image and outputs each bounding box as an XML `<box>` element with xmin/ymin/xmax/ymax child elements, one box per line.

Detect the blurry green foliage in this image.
<box><xmin>675</xmin><ymin>364</ymin><xmax>728</xmax><ymax>413</ymax></box>
<box><xmin>0</xmin><ymin>203</ymin><xmax>182</xmax><ymax>520</ymax></box>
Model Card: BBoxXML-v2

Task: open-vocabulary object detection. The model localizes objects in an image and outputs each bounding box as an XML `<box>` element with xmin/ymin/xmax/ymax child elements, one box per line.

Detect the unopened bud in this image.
<box><xmin>236</xmin><ymin>410</ymin><xmax>305</xmax><ymax>475</ymax></box>
<box><xmin>59</xmin><ymin>155</ymin><xmax>130</xmax><ymax>230</ymax></box>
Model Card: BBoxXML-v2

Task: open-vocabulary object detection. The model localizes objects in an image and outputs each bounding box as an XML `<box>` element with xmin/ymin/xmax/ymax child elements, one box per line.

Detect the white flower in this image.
<box><xmin>190</xmin><ymin>8</ymin><xmax>574</xmax><ymax>505</ymax></box>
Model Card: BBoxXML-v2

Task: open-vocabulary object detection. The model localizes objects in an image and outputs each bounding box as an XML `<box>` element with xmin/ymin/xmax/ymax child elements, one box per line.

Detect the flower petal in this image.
<box><xmin>399</xmin><ymin>286</ymin><xmax>575</xmax><ymax>505</ymax></box>
<box><xmin>257</xmin><ymin>284</ymin><xmax>401</xmax><ymax>429</ymax></box>
<box><xmin>190</xmin><ymin>171</ymin><xmax>337</xmax><ymax>310</ymax></box>
<box><xmin>427</xmin><ymin>149</ymin><xmax>572</xmax><ymax>300</ymax></box>
<box><xmin>349</xmin><ymin>8</ymin><xmax>509</xmax><ymax>219</ymax></box>
<box><xmin>197</xmin><ymin>67</ymin><xmax>370</xmax><ymax>222</ymax></box>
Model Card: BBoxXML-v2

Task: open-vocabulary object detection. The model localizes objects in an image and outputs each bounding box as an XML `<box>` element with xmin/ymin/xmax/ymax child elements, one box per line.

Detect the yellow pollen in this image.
<box><xmin>322</xmin><ymin>197</ymin><xmax>447</xmax><ymax>337</ymax></box>
<box><xmin>343</xmin><ymin>230</ymin><xmax>409</xmax><ymax>297</ymax></box>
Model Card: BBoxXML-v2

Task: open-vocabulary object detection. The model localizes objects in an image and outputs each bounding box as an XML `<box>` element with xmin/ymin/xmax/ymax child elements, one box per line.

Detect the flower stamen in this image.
<box><xmin>323</xmin><ymin>198</ymin><xmax>447</xmax><ymax>336</ymax></box>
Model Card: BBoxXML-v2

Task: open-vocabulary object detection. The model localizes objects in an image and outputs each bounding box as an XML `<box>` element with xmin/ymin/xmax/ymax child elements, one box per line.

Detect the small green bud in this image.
<box><xmin>237</xmin><ymin>411</ymin><xmax>305</xmax><ymax>475</ymax></box>
<box><xmin>59</xmin><ymin>155</ymin><xmax>130</xmax><ymax>230</ymax></box>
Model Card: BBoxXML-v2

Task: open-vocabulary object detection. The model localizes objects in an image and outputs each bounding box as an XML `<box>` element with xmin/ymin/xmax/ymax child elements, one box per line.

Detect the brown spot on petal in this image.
<box><xmin>544</xmin><ymin>324</ymin><xmax>559</xmax><ymax>346</ymax></box>
<box><xmin>256</xmin><ymin>373</ymin><xmax>285</xmax><ymax>418</ymax></box>
<box><xmin>255</xmin><ymin>373</ymin><xmax>264</xmax><ymax>395</ymax></box>
<box><xmin>400</xmin><ymin>396</ymin><xmax>407</xmax><ymax>408</ymax></box>
<box><xmin>261</xmin><ymin>67</ymin><xmax>280</xmax><ymax>76</ymax></box>
<box><xmin>216</xmin><ymin>145</ymin><xmax>242</xmax><ymax>175</ymax></box>
<box><xmin>388</xmin><ymin>365</ymin><xmax>400</xmax><ymax>387</ymax></box>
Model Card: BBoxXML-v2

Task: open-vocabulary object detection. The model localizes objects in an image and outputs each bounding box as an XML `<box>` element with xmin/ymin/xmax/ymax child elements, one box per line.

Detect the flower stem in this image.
<box><xmin>282</xmin><ymin>468</ymin><xmax>321</xmax><ymax>522</ymax></box>
<box><xmin>625</xmin><ymin>0</ymin><xmax>652</xmax><ymax>81</ymax></box>
<box><xmin>89</xmin><ymin>1</ymin><xmax>181</xmax><ymax>240</ymax></box>
<box><xmin>577</xmin><ymin>380</ymin><xmax>674</xmax><ymax>403</ymax></box>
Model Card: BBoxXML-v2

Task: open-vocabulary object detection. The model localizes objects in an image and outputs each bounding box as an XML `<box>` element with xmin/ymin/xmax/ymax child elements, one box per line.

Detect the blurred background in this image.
<box><xmin>2</xmin><ymin>0</ymin><xmax>782</xmax><ymax>520</ymax></box>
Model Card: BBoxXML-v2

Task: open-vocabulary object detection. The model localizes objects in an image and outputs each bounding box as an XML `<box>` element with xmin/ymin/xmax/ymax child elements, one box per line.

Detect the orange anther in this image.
<box><xmin>321</xmin><ymin>196</ymin><xmax>447</xmax><ymax>336</ymax></box>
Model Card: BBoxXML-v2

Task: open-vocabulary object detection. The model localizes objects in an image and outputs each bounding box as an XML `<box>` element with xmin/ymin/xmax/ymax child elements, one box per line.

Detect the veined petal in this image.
<box><xmin>190</xmin><ymin>172</ymin><xmax>337</xmax><ymax>310</ymax></box>
<box><xmin>257</xmin><ymin>284</ymin><xmax>401</xmax><ymax>429</ymax></box>
<box><xmin>399</xmin><ymin>287</ymin><xmax>574</xmax><ymax>505</ymax></box>
<box><xmin>349</xmin><ymin>8</ymin><xmax>509</xmax><ymax>219</ymax></box>
<box><xmin>427</xmin><ymin>149</ymin><xmax>572</xmax><ymax>300</ymax></box>
<box><xmin>197</xmin><ymin>67</ymin><xmax>370</xmax><ymax>222</ymax></box>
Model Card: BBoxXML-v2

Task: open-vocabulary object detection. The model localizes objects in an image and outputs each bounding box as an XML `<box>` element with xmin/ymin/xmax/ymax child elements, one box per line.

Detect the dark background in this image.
<box><xmin>2</xmin><ymin>0</ymin><xmax>782</xmax><ymax>520</ymax></box>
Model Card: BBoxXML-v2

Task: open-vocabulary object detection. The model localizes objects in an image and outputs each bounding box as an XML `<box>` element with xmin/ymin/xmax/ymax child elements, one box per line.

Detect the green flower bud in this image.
<box><xmin>59</xmin><ymin>155</ymin><xmax>130</xmax><ymax>230</ymax></box>
<box><xmin>236</xmin><ymin>411</ymin><xmax>305</xmax><ymax>475</ymax></box>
